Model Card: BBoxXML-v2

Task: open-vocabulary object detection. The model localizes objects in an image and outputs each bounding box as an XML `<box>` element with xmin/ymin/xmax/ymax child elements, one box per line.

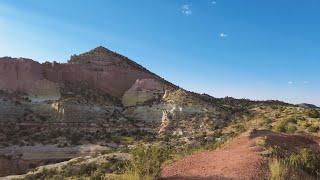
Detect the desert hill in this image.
<box><xmin>0</xmin><ymin>47</ymin><xmax>319</xmax><ymax>179</ymax></box>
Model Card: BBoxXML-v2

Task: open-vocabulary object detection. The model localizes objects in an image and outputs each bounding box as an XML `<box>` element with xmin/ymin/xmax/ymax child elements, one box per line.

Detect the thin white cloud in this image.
<box><xmin>220</xmin><ymin>33</ymin><xmax>228</xmax><ymax>38</ymax></box>
<box><xmin>211</xmin><ymin>1</ymin><xmax>217</xmax><ymax>5</ymax></box>
<box><xmin>288</xmin><ymin>81</ymin><xmax>310</xmax><ymax>85</ymax></box>
<box><xmin>181</xmin><ymin>4</ymin><xmax>192</xmax><ymax>16</ymax></box>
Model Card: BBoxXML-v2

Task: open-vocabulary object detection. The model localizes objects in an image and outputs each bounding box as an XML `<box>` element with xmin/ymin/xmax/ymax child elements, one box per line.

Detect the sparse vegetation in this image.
<box><xmin>274</xmin><ymin>116</ymin><xmax>299</xmax><ymax>134</ymax></box>
<box><xmin>269</xmin><ymin>146</ymin><xmax>320</xmax><ymax>179</ymax></box>
<box><xmin>306</xmin><ymin>109</ymin><xmax>320</xmax><ymax>118</ymax></box>
<box><xmin>256</xmin><ymin>137</ymin><xmax>267</xmax><ymax>147</ymax></box>
<box><xmin>269</xmin><ymin>159</ymin><xmax>290</xmax><ymax>180</ymax></box>
<box><xmin>1</xmin><ymin>84</ymin><xmax>319</xmax><ymax>179</ymax></box>
<box><xmin>128</xmin><ymin>143</ymin><xmax>170</xmax><ymax>179</ymax></box>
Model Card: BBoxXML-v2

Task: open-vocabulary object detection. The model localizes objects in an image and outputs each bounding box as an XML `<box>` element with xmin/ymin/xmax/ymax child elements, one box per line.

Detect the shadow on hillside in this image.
<box><xmin>248</xmin><ymin>129</ymin><xmax>274</xmax><ymax>139</ymax></box>
<box><xmin>248</xmin><ymin>129</ymin><xmax>320</xmax><ymax>152</ymax></box>
<box><xmin>159</xmin><ymin>175</ymin><xmax>233</xmax><ymax>180</ymax></box>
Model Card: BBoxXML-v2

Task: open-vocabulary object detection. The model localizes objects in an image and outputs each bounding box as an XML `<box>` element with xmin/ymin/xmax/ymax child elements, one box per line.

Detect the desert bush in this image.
<box><xmin>286</xmin><ymin>117</ymin><xmax>298</xmax><ymax>124</ymax></box>
<box><xmin>269</xmin><ymin>159</ymin><xmax>313</xmax><ymax>180</ymax></box>
<box><xmin>260</xmin><ymin>118</ymin><xmax>273</xmax><ymax>129</ymax></box>
<box><xmin>308</xmin><ymin>125</ymin><xmax>319</xmax><ymax>133</ymax></box>
<box><xmin>232</xmin><ymin>123</ymin><xmax>246</xmax><ymax>133</ymax></box>
<box><xmin>270</xmin><ymin>145</ymin><xmax>289</xmax><ymax>159</ymax></box>
<box><xmin>269</xmin><ymin>159</ymin><xmax>290</xmax><ymax>180</ymax></box>
<box><xmin>107</xmin><ymin>171</ymin><xmax>146</xmax><ymax>180</ymax></box>
<box><xmin>129</xmin><ymin>143</ymin><xmax>170</xmax><ymax>179</ymax></box>
<box><xmin>275</xmin><ymin>113</ymin><xmax>281</xmax><ymax>118</ymax></box>
<box><xmin>274</xmin><ymin>120</ymin><xmax>286</xmax><ymax>133</ymax></box>
<box><xmin>24</xmin><ymin>168</ymin><xmax>60</xmax><ymax>180</ymax></box>
<box><xmin>274</xmin><ymin>117</ymin><xmax>298</xmax><ymax>133</ymax></box>
<box><xmin>90</xmin><ymin>169</ymin><xmax>105</xmax><ymax>180</ymax></box>
<box><xmin>78</xmin><ymin>163</ymin><xmax>98</xmax><ymax>176</ymax></box>
<box><xmin>286</xmin><ymin>148</ymin><xmax>320</xmax><ymax>177</ymax></box>
<box><xmin>256</xmin><ymin>137</ymin><xmax>267</xmax><ymax>147</ymax></box>
<box><xmin>99</xmin><ymin>156</ymin><xmax>128</xmax><ymax>174</ymax></box>
<box><xmin>285</xmin><ymin>124</ymin><xmax>297</xmax><ymax>134</ymax></box>
<box><xmin>270</xmin><ymin>147</ymin><xmax>320</xmax><ymax>179</ymax></box>
<box><xmin>306</xmin><ymin>109</ymin><xmax>319</xmax><ymax>118</ymax></box>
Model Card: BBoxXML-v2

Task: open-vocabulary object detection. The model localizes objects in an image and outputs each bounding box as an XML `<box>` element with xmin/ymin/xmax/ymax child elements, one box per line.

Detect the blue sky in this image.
<box><xmin>0</xmin><ymin>0</ymin><xmax>319</xmax><ymax>105</ymax></box>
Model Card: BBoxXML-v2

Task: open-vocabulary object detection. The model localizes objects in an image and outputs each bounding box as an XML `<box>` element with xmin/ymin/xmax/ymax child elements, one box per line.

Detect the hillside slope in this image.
<box><xmin>0</xmin><ymin>47</ymin><xmax>319</xmax><ymax>179</ymax></box>
<box><xmin>162</xmin><ymin>130</ymin><xmax>320</xmax><ymax>180</ymax></box>
<box><xmin>0</xmin><ymin>47</ymin><xmax>241</xmax><ymax>176</ymax></box>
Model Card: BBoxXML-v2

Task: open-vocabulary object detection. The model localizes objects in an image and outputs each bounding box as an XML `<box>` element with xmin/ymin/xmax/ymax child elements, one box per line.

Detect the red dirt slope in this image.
<box><xmin>161</xmin><ymin>130</ymin><xmax>320</xmax><ymax>180</ymax></box>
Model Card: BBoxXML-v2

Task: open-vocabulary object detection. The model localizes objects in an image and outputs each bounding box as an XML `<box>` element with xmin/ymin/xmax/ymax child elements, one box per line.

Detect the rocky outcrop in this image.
<box><xmin>0</xmin><ymin>47</ymin><xmax>173</xmax><ymax>100</ymax></box>
<box><xmin>0</xmin><ymin>58</ymin><xmax>60</xmax><ymax>101</ymax></box>
<box><xmin>122</xmin><ymin>78</ymin><xmax>167</xmax><ymax>107</ymax></box>
<box><xmin>42</xmin><ymin>47</ymin><xmax>165</xmax><ymax>98</ymax></box>
<box><xmin>0</xmin><ymin>145</ymin><xmax>109</xmax><ymax>177</ymax></box>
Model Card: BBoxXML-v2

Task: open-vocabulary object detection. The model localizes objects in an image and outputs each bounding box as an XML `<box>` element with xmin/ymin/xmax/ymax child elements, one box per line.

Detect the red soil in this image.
<box><xmin>161</xmin><ymin>130</ymin><xmax>320</xmax><ymax>180</ymax></box>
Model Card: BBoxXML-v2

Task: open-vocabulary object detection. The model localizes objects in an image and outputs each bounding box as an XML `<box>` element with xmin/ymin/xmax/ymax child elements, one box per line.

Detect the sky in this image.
<box><xmin>0</xmin><ymin>0</ymin><xmax>319</xmax><ymax>106</ymax></box>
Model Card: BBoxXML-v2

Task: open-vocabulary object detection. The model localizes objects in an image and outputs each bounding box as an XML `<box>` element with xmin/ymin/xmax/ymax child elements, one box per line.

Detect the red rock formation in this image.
<box><xmin>0</xmin><ymin>47</ymin><xmax>174</xmax><ymax>99</ymax></box>
<box><xmin>0</xmin><ymin>57</ymin><xmax>60</xmax><ymax>100</ymax></box>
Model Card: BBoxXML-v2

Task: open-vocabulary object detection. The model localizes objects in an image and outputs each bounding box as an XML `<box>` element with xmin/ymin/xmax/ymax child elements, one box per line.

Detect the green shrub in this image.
<box><xmin>260</xmin><ymin>118</ymin><xmax>272</xmax><ymax>129</ymax></box>
<box><xmin>286</xmin><ymin>148</ymin><xmax>320</xmax><ymax>177</ymax></box>
<box><xmin>275</xmin><ymin>113</ymin><xmax>281</xmax><ymax>118</ymax></box>
<box><xmin>129</xmin><ymin>144</ymin><xmax>170</xmax><ymax>179</ymax></box>
<box><xmin>269</xmin><ymin>159</ymin><xmax>289</xmax><ymax>180</ymax></box>
<box><xmin>308</xmin><ymin>125</ymin><xmax>319</xmax><ymax>133</ymax></box>
<box><xmin>24</xmin><ymin>168</ymin><xmax>60</xmax><ymax>180</ymax></box>
<box><xmin>285</xmin><ymin>124</ymin><xmax>297</xmax><ymax>134</ymax></box>
<box><xmin>78</xmin><ymin>163</ymin><xmax>98</xmax><ymax>176</ymax></box>
<box><xmin>286</xmin><ymin>117</ymin><xmax>297</xmax><ymax>124</ymax></box>
<box><xmin>274</xmin><ymin>120</ymin><xmax>286</xmax><ymax>133</ymax></box>
<box><xmin>233</xmin><ymin>123</ymin><xmax>246</xmax><ymax>133</ymax></box>
<box><xmin>90</xmin><ymin>169</ymin><xmax>105</xmax><ymax>180</ymax></box>
<box><xmin>109</xmin><ymin>171</ymin><xmax>146</xmax><ymax>180</ymax></box>
<box><xmin>256</xmin><ymin>138</ymin><xmax>267</xmax><ymax>148</ymax></box>
<box><xmin>274</xmin><ymin>118</ymin><xmax>298</xmax><ymax>133</ymax></box>
<box><xmin>306</xmin><ymin>109</ymin><xmax>319</xmax><ymax>118</ymax></box>
<box><xmin>270</xmin><ymin>145</ymin><xmax>288</xmax><ymax>158</ymax></box>
<box><xmin>269</xmin><ymin>158</ymin><xmax>313</xmax><ymax>180</ymax></box>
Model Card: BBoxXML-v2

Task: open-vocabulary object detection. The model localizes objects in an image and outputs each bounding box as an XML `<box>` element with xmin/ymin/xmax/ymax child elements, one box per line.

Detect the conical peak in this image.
<box><xmin>89</xmin><ymin>46</ymin><xmax>112</xmax><ymax>54</ymax></box>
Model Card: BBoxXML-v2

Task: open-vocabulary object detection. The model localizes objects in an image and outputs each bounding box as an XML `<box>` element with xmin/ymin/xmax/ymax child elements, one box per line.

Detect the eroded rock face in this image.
<box><xmin>0</xmin><ymin>47</ymin><xmax>169</xmax><ymax>100</ymax></box>
<box><xmin>42</xmin><ymin>47</ymin><xmax>161</xmax><ymax>98</ymax></box>
<box><xmin>0</xmin><ymin>145</ymin><xmax>109</xmax><ymax>177</ymax></box>
<box><xmin>122</xmin><ymin>78</ymin><xmax>167</xmax><ymax>107</ymax></box>
<box><xmin>0</xmin><ymin>58</ymin><xmax>60</xmax><ymax>101</ymax></box>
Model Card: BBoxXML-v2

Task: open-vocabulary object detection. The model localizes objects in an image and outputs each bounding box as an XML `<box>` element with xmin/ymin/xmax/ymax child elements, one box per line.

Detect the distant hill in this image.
<box><xmin>298</xmin><ymin>103</ymin><xmax>319</xmax><ymax>109</ymax></box>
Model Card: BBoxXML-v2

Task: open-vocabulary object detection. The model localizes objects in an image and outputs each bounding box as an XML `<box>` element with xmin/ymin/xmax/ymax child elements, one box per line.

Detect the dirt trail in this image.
<box><xmin>161</xmin><ymin>130</ymin><xmax>320</xmax><ymax>180</ymax></box>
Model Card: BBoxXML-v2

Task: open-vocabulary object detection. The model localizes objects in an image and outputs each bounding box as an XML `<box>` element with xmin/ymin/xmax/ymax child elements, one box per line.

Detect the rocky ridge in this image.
<box><xmin>0</xmin><ymin>47</ymin><xmax>309</xmax><ymax>178</ymax></box>
<box><xmin>0</xmin><ymin>47</ymin><xmax>229</xmax><ymax>176</ymax></box>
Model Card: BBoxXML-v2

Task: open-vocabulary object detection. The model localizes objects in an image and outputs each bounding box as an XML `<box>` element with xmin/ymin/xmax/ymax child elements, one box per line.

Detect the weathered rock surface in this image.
<box><xmin>0</xmin><ymin>58</ymin><xmax>60</xmax><ymax>101</ymax></box>
<box><xmin>122</xmin><ymin>78</ymin><xmax>167</xmax><ymax>106</ymax></box>
<box><xmin>42</xmin><ymin>47</ymin><xmax>169</xmax><ymax>98</ymax></box>
<box><xmin>0</xmin><ymin>47</ymin><xmax>173</xmax><ymax>101</ymax></box>
<box><xmin>0</xmin><ymin>145</ymin><xmax>109</xmax><ymax>177</ymax></box>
